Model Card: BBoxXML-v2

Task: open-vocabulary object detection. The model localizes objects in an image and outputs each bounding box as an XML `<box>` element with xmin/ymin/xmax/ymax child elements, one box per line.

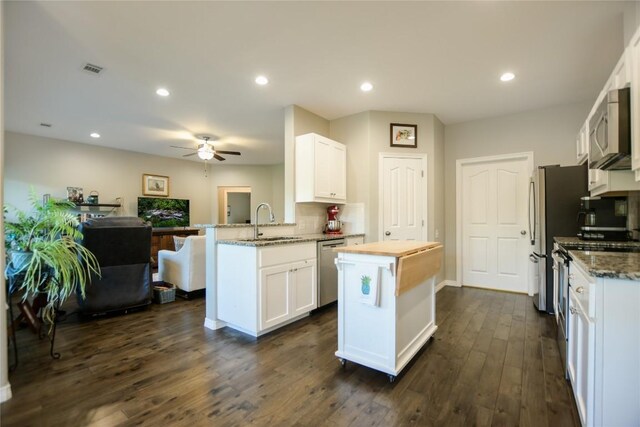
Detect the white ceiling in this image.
<box><xmin>4</xmin><ymin>1</ymin><xmax>634</xmax><ymax>165</ymax></box>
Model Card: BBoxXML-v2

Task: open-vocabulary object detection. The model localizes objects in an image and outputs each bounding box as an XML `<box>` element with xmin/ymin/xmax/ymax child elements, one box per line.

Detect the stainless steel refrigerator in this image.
<box><xmin>529</xmin><ymin>164</ymin><xmax>587</xmax><ymax>313</ymax></box>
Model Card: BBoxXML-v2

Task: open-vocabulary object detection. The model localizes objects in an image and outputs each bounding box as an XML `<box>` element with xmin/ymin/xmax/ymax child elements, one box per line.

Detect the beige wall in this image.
<box><xmin>0</xmin><ymin>0</ymin><xmax>11</xmax><ymax>403</ymax></box>
<box><xmin>443</xmin><ymin>101</ymin><xmax>591</xmax><ymax>281</ymax></box>
<box><xmin>210</xmin><ymin>164</ymin><xmax>284</xmax><ymax>223</ymax></box>
<box><xmin>4</xmin><ymin>132</ymin><xmax>283</xmax><ymax>225</ymax></box>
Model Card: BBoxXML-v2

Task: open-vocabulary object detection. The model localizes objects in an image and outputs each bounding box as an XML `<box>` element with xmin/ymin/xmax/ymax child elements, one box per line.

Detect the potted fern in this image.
<box><xmin>4</xmin><ymin>191</ymin><xmax>100</xmax><ymax>326</ymax></box>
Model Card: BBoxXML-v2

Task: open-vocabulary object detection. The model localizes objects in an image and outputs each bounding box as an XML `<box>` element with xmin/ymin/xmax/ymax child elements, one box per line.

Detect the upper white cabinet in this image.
<box><xmin>630</xmin><ymin>27</ymin><xmax>640</xmax><ymax>179</ymax></box>
<box><xmin>295</xmin><ymin>133</ymin><xmax>347</xmax><ymax>203</ymax></box>
<box><xmin>576</xmin><ymin>121</ymin><xmax>588</xmax><ymax>165</ymax></box>
<box><xmin>585</xmin><ymin>29</ymin><xmax>640</xmax><ymax>193</ymax></box>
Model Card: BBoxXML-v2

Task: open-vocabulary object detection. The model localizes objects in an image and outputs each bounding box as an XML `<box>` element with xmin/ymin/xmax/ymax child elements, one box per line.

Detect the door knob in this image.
<box><xmin>385</xmin><ymin>231</ymin><xmax>391</xmax><ymax>236</ymax></box>
<box><xmin>521</xmin><ymin>230</ymin><xmax>527</xmax><ymax>235</ymax></box>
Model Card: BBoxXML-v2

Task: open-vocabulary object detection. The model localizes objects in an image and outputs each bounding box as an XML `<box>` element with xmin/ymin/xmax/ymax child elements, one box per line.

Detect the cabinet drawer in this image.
<box><xmin>259</xmin><ymin>243</ymin><xmax>316</xmax><ymax>268</ymax></box>
<box><xmin>569</xmin><ymin>262</ymin><xmax>594</xmax><ymax>318</ymax></box>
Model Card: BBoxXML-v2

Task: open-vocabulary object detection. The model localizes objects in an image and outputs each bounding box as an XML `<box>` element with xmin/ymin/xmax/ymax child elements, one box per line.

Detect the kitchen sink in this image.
<box><xmin>238</xmin><ymin>236</ymin><xmax>303</xmax><ymax>242</ymax></box>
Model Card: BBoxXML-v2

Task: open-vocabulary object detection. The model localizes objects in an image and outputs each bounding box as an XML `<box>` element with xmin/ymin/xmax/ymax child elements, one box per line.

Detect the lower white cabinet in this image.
<box><xmin>567</xmin><ymin>260</ymin><xmax>640</xmax><ymax>426</ymax></box>
<box><xmin>567</xmin><ymin>286</ymin><xmax>595</xmax><ymax>427</ymax></box>
<box><xmin>344</xmin><ymin>236</ymin><xmax>364</xmax><ymax>247</ymax></box>
<box><xmin>218</xmin><ymin>242</ymin><xmax>317</xmax><ymax>337</ymax></box>
<box><xmin>259</xmin><ymin>259</ymin><xmax>316</xmax><ymax>330</ymax></box>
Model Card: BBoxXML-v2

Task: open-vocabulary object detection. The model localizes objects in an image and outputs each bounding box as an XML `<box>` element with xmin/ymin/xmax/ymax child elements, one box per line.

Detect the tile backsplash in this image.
<box><xmin>294</xmin><ymin>202</ymin><xmax>365</xmax><ymax>235</ymax></box>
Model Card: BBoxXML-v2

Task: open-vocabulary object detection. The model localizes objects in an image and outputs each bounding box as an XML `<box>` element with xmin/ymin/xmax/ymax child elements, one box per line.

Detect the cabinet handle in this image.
<box><xmin>570</xmin><ymin>306</ymin><xmax>577</xmax><ymax>315</ymax></box>
<box><xmin>576</xmin><ymin>286</ymin><xmax>584</xmax><ymax>294</ymax></box>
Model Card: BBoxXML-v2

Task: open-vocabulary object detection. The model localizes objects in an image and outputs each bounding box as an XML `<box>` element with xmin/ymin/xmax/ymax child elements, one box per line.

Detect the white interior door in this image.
<box><xmin>381</xmin><ymin>156</ymin><xmax>425</xmax><ymax>241</ymax></box>
<box><xmin>460</xmin><ymin>156</ymin><xmax>530</xmax><ymax>293</ymax></box>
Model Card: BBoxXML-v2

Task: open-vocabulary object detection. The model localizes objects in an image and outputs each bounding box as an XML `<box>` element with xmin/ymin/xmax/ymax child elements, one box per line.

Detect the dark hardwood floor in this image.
<box><xmin>1</xmin><ymin>287</ymin><xmax>579</xmax><ymax>426</ymax></box>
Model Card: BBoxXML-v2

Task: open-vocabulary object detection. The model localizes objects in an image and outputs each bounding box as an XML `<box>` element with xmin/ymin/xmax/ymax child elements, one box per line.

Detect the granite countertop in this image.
<box><xmin>194</xmin><ymin>223</ymin><xmax>296</xmax><ymax>229</ymax></box>
<box><xmin>218</xmin><ymin>233</ymin><xmax>365</xmax><ymax>247</ymax></box>
<box><xmin>554</xmin><ymin>236</ymin><xmax>640</xmax><ymax>280</ymax></box>
<box><xmin>568</xmin><ymin>250</ymin><xmax>640</xmax><ymax>281</ymax></box>
<box><xmin>554</xmin><ymin>236</ymin><xmax>640</xmax><ymax>249</ymax></box>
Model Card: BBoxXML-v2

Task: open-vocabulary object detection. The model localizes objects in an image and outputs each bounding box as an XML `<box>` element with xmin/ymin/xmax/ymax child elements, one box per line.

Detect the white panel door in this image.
<box><xmin>382</xmin><ymin>157</ymin><xmax>424</xmax><ymax>241</ymax></box>
<box><xmin>461</xmin><ymin>157</ymin><xmax>529</xmax><ymax>292</ymax></box>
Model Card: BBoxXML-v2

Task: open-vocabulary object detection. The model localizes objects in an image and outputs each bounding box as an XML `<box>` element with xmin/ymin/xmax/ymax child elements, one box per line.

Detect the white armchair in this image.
<box><xmin>158</xmin><ymin>235</ymin><xmax>206</xmax><ymax>297</ymax></box>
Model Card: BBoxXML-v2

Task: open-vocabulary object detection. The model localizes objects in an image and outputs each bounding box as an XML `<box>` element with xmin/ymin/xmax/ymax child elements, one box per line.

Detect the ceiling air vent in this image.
<box><xmin>82</xmin><ymin>63</ymin><xmax>103</xmax><ymax>75</ymax></box>
<box><xmin>40</xmin><ymin>123</ymin><xmax>52</xmax><ymax>127</ymax></box>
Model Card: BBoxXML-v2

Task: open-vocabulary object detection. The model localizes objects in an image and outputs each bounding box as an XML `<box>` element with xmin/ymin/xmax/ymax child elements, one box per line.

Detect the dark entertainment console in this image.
<box><xmin>150</xmin><ymin>227</ymin><xmax>200</xmax><ymax>268</ymax></box>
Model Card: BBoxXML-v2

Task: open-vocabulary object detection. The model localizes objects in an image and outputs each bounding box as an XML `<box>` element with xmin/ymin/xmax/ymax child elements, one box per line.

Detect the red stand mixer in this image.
<box><xmin>324</xmin><ymin>205</ymin><xmax>342</xmax><ymax>235</ymax></box>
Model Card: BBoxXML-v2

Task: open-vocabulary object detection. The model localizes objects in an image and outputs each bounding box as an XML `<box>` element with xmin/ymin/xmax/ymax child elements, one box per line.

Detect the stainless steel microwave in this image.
<box><xmin>589</xmin><ymin>87</ymin><xmax>631</xmax><ymax>170</ymax></box>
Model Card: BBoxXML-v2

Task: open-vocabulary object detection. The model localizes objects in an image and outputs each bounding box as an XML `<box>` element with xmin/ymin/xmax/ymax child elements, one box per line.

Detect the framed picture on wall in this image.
<box><xmin>142</xmin><ymin>174</ymin><xmax>170</xmax><ymax>197</ymax></box>
<box><xmin>66</xmin><ymin>186</ymin><xmax>83</xmax><ymax>203</ymax></box>
<box><xmin>390</xmin><ymin>123</ymin><xmax>418</xmax><ymax>148</ymax></box>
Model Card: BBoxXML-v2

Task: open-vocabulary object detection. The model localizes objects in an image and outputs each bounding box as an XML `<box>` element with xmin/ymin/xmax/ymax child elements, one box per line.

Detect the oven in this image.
<box><xmin>552</xmin><ymin>244</ymin><xmax>571</xmax><ymax>377</ymax></box>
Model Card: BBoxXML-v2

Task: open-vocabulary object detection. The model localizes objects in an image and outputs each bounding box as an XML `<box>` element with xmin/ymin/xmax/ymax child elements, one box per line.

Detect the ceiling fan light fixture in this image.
<box><xmin>197</xmin><ymin>145</ymin><xmax>214</xmax><ymax>160</ymax></box>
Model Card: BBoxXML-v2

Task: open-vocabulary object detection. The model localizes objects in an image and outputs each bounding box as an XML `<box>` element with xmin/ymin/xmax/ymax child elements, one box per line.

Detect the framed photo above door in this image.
<box><xmin>390</xmin><ymin>123</ymin><xmax>417</xmax><ymax>148</ymax></box>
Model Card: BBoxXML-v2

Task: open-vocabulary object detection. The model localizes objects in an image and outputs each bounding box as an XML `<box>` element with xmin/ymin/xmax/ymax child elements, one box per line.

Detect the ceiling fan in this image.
<box><xmin>171</xmin><ymin>135</ymin><xmax>241</xmax><ymax>162</ymax></box>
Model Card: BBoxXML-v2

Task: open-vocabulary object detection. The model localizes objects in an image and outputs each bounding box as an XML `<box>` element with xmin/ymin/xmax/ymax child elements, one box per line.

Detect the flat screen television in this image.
<box><xmin>137</xmin><ymin>197</ymin><xmax>190</xmax><ymax>227</ymax></box>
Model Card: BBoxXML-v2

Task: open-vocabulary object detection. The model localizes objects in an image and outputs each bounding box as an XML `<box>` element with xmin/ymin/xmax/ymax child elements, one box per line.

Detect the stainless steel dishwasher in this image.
<box><xmin>317</xmin><ymin>238</ymin><xmax>345</xmax><ymax>307</ymax></box>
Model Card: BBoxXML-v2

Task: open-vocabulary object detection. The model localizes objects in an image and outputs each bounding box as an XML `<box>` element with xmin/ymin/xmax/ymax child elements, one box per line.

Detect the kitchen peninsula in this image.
<box><xmin>334</xmin><ymin>241</ymin><xmax>442</xmax><ymax>381</ymax></box>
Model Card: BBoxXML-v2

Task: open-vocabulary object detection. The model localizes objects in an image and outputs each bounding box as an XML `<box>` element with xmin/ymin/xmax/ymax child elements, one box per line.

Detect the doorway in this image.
<box><xmin>379</xmin><ymin>153</ymin><xmax>427</xmax><ymax>241</ymax></box>
<box><xmin>217</xmin><ymin>186</ymin><xmax>251</xmax><ymax>224</ymax></box>
<box><xmin>456</xmin><ymin>152</ymin><xmax>533</xmax><ymax>293</ymax></box>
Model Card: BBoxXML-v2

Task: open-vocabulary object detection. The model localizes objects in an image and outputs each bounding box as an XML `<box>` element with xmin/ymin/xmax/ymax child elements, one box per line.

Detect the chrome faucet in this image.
<box><xmin>254</xmin><ymin>202</ymin><xmax>275</xmax><ymax>239</ymax></box>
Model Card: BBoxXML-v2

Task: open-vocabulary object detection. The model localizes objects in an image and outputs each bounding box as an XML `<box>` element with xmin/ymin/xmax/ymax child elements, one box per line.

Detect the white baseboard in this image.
<box><xmin>204</xmin><ymin>317</ymin><xmax>226</xmax><ymax>330</ymax></box>
<box><xmin>0</xmin><ymin>382</ymin><xmax>12</xmax><ymax>403</ymax></box>
<box><xmin>436</xmin><ymin>280</ymin><xmax>460</xmax><ymax>292</ymax></box>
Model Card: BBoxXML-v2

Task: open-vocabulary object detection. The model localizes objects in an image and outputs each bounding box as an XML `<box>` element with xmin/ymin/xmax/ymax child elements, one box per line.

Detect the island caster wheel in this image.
<box><xmin>338</xmin><ymin>358</ymin><xmax>347</xmax><ymax>369</ymax></box>
<box><xmin>388</xmin><ymin>375</ymin><xmax>396</xmax><ymax>383</ymax></box>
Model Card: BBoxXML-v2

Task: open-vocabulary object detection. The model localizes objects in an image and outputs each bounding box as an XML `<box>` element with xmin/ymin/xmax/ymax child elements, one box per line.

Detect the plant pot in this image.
<box><xmin>9</xmin><ymin>250</ymin><xmax>33</xmax><ymax>274</ymax></box>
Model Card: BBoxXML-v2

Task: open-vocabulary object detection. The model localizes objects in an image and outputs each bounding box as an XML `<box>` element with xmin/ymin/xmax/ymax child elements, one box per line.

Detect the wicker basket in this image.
<box><xmin>153</xmin><ymin>284</ymin><xmax>176</xmax><ymax>304</ymax></box>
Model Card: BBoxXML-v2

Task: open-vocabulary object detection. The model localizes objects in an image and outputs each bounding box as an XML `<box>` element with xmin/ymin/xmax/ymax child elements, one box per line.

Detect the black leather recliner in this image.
<box><xmin>77</xmin><ymin>217</ymin><xmax>152</xmax><ymax>315</ymax></box>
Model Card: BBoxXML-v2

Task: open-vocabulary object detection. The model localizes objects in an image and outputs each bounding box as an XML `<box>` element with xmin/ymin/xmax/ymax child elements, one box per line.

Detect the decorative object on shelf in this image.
<box><xmin>142</xmin><ymin>174</ymin><xmax>170</xmax><ymax>197</ymax></box>
<box><xmin>66</xmin><ymin>186</ymin><xmax>83</xmax><ymax>203</ymax></box>
<box><xmin>86</xmin><ymin>191</ymin><xmax>99</xmax><ymax>204</ymax></box>
<box><xmin>4</xmin><ymin>190</ymin><xmax>101</xmax><ymax>339</ymax></box>
<box><xmin>390</xmin><ymin>123</ymin><xmax>418</xmax><ymax>148</ymax></box>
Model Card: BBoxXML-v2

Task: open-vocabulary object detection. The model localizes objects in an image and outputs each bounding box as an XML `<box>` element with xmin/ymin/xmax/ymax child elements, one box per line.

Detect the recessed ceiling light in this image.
<box><xmin>360</xmin><ymin>82</ymin><xmax>373</xmax><ymax>92</ymax></box>
<box><xmin>500</xmin><ymin>72</ymin><xmax>515</xmax><ymax>82</ymax></box>
<box><xmin>255</xmin><ymin>75</ymin><xmax>269</xmax><ymax>85</ymax></box>
<box><xmin>90</xmin><ymin>133</ymin><xmax>100</xmax><ymax>138</ymax></box>
<box><xmin>156</xmin><ymin>88</ymin><xmax>170</xmax><ymax>97</ymax></box>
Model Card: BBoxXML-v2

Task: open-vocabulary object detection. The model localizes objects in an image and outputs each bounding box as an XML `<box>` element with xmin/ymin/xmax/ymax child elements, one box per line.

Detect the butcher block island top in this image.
<box><xmin>335</xmin><ymin>240</ymin><xmax>441</xmax><ymax>257</ymax></box>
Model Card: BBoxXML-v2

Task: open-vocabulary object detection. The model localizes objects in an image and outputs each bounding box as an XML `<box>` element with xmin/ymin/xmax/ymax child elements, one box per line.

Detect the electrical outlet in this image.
<box><xmin>435</xmin><ymin>229</ymin><xmax>440</xmax><ymax>239</ymax></box>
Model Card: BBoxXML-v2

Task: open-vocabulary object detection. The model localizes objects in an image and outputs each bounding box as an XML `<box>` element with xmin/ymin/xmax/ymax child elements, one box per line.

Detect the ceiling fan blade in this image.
<box><xmin>215</xmin><ymin>150</ymin><xmax>241</xmax><ymax>155</ymax></box>
<box><xmin>171</xmin><ymin>145</ymin><xmax>196</xmax><ymax>150</ymax></box>
<box><xmin>183</xmin><ymin>152</ymin><xmax>198</xmax><ymax>157</ymax></box>
<box><xmin>214</xmin><ymin>154</ymin><xmax>226</xmax><ymax>161</ymax></box>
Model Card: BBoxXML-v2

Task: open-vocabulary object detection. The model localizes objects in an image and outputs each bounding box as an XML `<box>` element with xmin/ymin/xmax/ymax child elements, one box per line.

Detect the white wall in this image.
<box><xmin>0</xmin><ymin>0</ymin><xmax>12</xmax><ymax>404</ymax></box>
<box><xmin>443</xmin><ymin>101</ymin><xmax>591</xmax><ymax>281</ymax></box>
<box><xmin>4</xmin><ymin>132</ymin><xmax>284</xmax><ymax>225</ymax></box>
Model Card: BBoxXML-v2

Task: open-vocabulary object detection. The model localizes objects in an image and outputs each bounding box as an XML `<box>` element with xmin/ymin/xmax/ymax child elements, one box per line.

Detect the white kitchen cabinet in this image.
<box><xmin>566</xmin><ymin>260</ymin><xmax>640</xmax><ymax>426</ymax></box>
<box><xmin>295</xmin><ymin>133</ymin><xmax>347</xmax><ymax>203</ymax></box>
<box><xmin>588</xmin><ymin>167</ymin><xmax>640</xmax><ymax>196</ymax></box>
<box><xmin>218</xmin><ymin>242</ymin><xmax>317</xmax><ymax>337</ymax></box>
<box><xmin>576</xmin><ymin>121</ymin><xmax>588</xmax><ymax>165</ymax></box>
<box><xmin>567</xmin><ymin>285</ymin><xmax>594</xmax><ymax>427</ymax></box>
